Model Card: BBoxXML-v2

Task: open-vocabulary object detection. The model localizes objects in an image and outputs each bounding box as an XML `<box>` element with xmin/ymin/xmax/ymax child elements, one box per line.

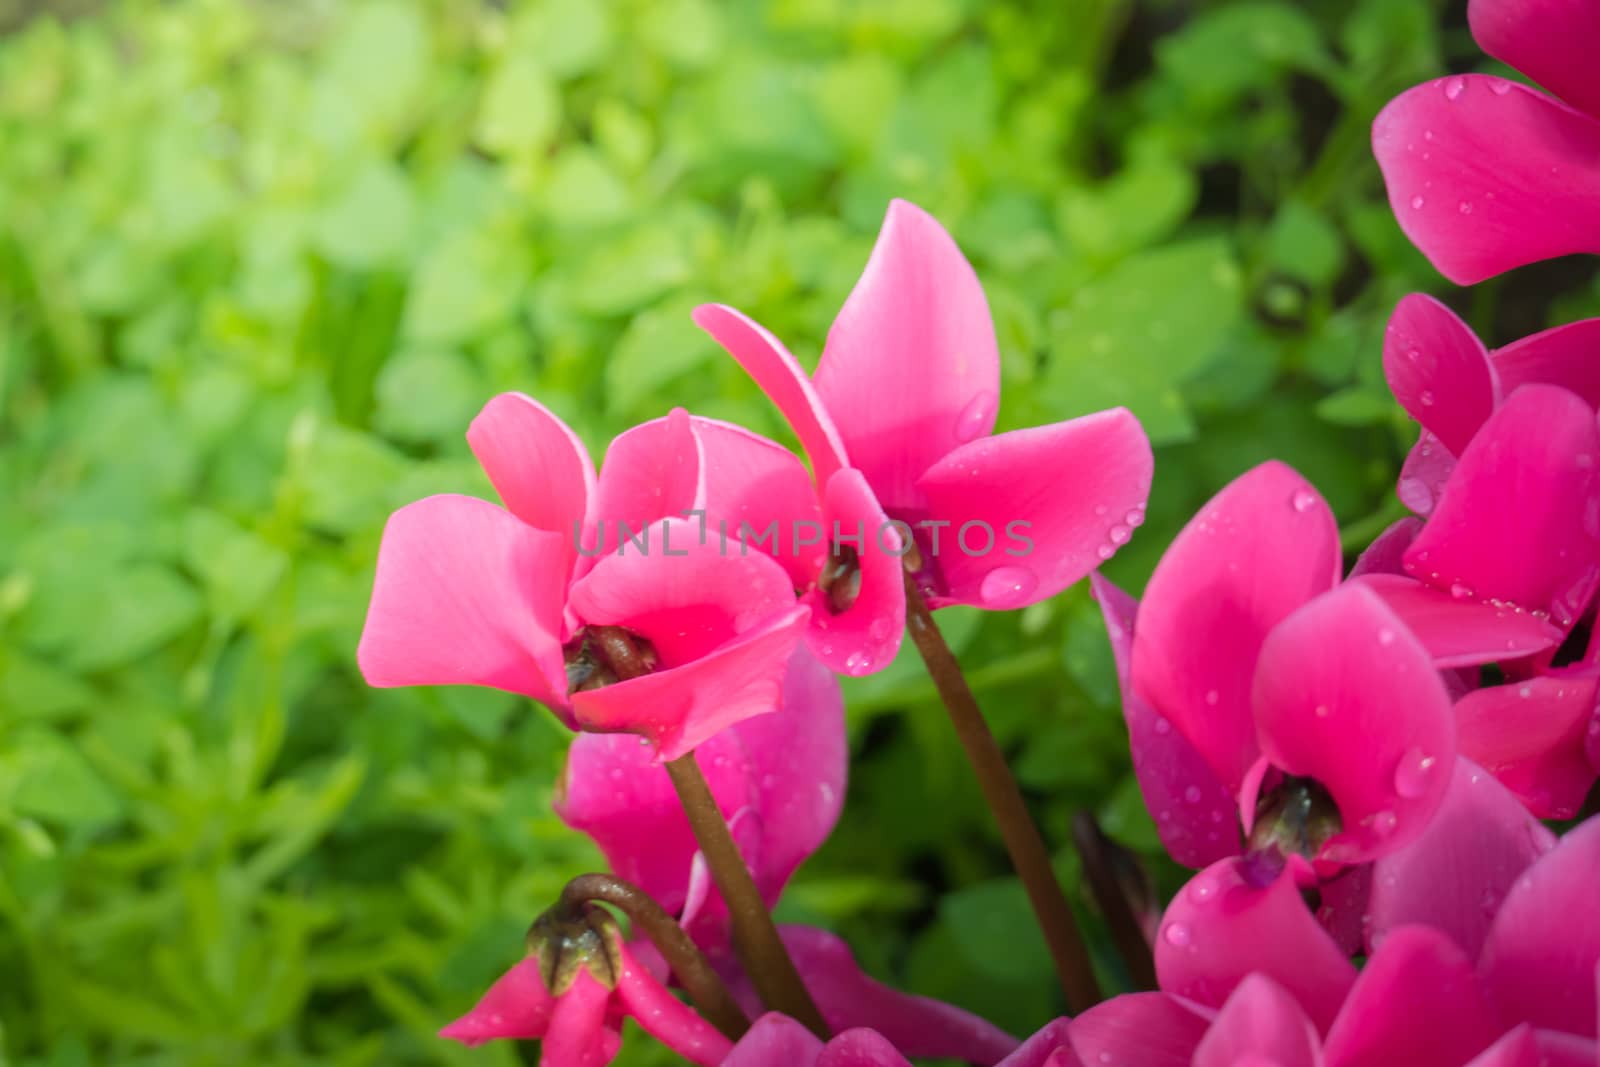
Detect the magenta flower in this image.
<box><xmin>438</xmin><ymin>933</ymin><xmax>731</xmax><ymax>1065</ymax></box>
<box><xmin>357</xmin><ymin>396</ymin><xmax>815</xmax><ymax>759</ymax></box>
<box><xmin>721</xmin><ymin>1012</ymin><xmax>1081</xmax><ymax>1067</ymax></box>
<box><xmin>1373</xmin><ymin>0</ymin><xmax>1600</xmax><ymax>282</ymax></box>
<box><xmin>1097</xmin><ymin>461</ymin><xmax>1458</xmax><ymax>870</ymax></box>
<box><xmin>693</xmin><ymin>199</ymin><xmax>1153</xmax><ymax>673</ymax></box>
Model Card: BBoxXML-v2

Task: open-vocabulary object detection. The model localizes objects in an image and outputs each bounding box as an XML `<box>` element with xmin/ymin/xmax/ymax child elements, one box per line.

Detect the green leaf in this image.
<box><xmin>315</xmin><ymin>161</ymin><xmax>417</xmax><ymax>269</ymax></box>
<box><xmin>182</xmin><ymin>510</ymin><xmax>289</xmax><ymax>624</ymax></box>
<box><xmin>604</xmin><ymin>298</ymin><xmax>717</xmax><ymax>413</ymax></box>
<box><xmin>941</xmin><ymin>878</ymin><xmax>1056</xmax><ymax>983</ymax></box>
<box><xmin>6</xmin><ymin>728</ymin><xmax>123</xmax><ymax>828</ymax></box>
<box><xmin>476</xmin><ymin>55</ymin><xmax>562</xmax><ymax>157</ymax></box>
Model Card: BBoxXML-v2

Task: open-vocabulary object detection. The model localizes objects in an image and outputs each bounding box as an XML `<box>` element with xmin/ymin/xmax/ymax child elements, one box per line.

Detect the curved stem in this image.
<box><xmin>559</xmin><ymin>873</ymin><xmax>750</xmax><ymax>1040</ymax></box>
<box><xmin>902</xmin><ymin>574</ymin><xmax>1103</xmax><ymax>1013</ymax></box>
<box><xmin>664</xmin><ymin>755</ymin><xmax>830</xmax><ymax>1038</ymax></box>
<box><xmin>1071</xmin><ymin>812</ymin><xmax>1157</xmax><ymax>991</ymax></box>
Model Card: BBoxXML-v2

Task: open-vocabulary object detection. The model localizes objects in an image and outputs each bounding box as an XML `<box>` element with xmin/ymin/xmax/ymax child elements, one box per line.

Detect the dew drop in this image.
<box><xmin>1393</xmin><ymin>746</ymin><xmax>1436</xmax><ymax>799</ymax></box>
<box><xmin>1096</xmin><ymin>543</ymin><xmax>1115</xmax><ymax>560</ymax></box>
<box><xmin>955</xmin><ymin>390</ymin><xmax>998</xmax><ymax>443</ymax></box>
<box><xmin>1410</xmin><ymin>195</ymin><xmax>1425</xmax><ymax>210</ymax></box>
<box><xmin>1125</xmin><ymin>507</ymin><xmax>1146</xmax><ymax>528</ymax></box>
<box><xmin>1184</xmin><ymin>785</ymin><xmax>1203</xmax><ymax>804</ymax></box>
<box><xmin>1162</xmin><ymin>922</ymin><xmax>1191</xmax><ymax>947</ymax></box>
<box><xmin>1109</xmin><ymin>524</ymin><xmax>1132</xmax><ymax>545</ymax></box>
<box><xmin>1154</xmin><ymin>718</ymin><xmax>1173</xmax><ymax>735</ymax></box>
<box><xmin>1489</xmin><ymin>80</ymin><xmax>1511</xmax><ymax>96</ymax></box>
<box><xmin>1419</xmin><ymin>389</ymin><xmax>1435</xmax><ymax>406</ymax></box>
<box><xmin>1449</xmin><ymin>582</ymin><xmax>1474</xmax><ymax>599</ymax></box>
<box><xmin>1458</xmin><ymin>201</ymin><xmax>1473</xmax><ymax>215</ymax></box>
<box><xmin>1204</xmin><ymin>689</ymin><xmax>1220</xmax><ymax>706</ymax></box>
<box><xmin>1377</xmin><ymin>627</ymin><xmax>1396</xmax><ymax>646</ymax></box>
<box><xmin>1372</xmin><ymin>810</ymin><xmax>1398</xmax><ymax>835</ymax></box>
<box><xmin>1290</xmin><ymin>488</ymin><xmax>1317</xmax><ymax>513</ymax></box>
<box><xmin>1396</xmin><ymin>477</ymin><xmax>1434</xmax><ymax>513</ymax></box>
<box><xmin>980</xmin><ymin>565</ymin><xmax>1039</xmax><ymax>608</ymax></box>
<box><xmin>1444</xmin><ymin>76</ymin><xmax>1466</xmax><ymax>100</ymax></box>
<box><xmin>844</xmin><ymin>650</ymin><xmax>870</xmax><ymax>673</ymax></box>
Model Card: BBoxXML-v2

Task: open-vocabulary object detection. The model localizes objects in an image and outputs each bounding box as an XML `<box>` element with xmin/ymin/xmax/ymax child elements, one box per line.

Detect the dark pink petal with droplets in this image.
<box><xmin>815</xmin><ymin>1029</ymin><xmax>914</xmax><ymax>1067</ymax></box>
<box><xmin>1493</xmin><ymin>317</ymin><xmax>1600</xmax><ymax>408</ymax></box>
<box><xmin>803</xmin><ymin>467</ymin><xmax>905</xmax><ymax>675</ymax></box>
<box><xmin>1349</xmin><ymin>517</ymin><xmax>1424</xmax><ymax>579</ymax></box>
<box><xmin>1353</xmin><ymin>574</ymin><xmax>1563</xmax><ymax>668</ymax></box>
<box><xmin>1323</xmin><ymin>926</ymin><xmax>1501</xmax><ymax>1067</ymax></box>
<box><xmin>722</xmin><ymin>1014</ymin><xmax>825</xmax><ymax>1067</ymax></box>
<box><xmin>1480</xmin><ymin>817</ymin><xmax>1600</xmax><ymax>1038</ymax></box>
<box><xmin>1373</xmin><ymin>76</ymin><xmax>1600</xmax><ymax>284</ymax></box>
<box><xmin>614</xmin><ymin>951</ymin><xmax>733</xmax><ymax>1066</ymax></box>
<box><xmin>1065</xmin><ymin>993</ymin><xmax>1209</xmax><ymax>1067</ymax></box>
<box><xmin>1469</xmin><ymin>0</ymin><xmax>1600</xmax><ymax>118</ymax></box>
<box><xmin>587</xmin><ymin>410</ymin><xmax>702</xmax><ymax>571</ymax></box>
<box><xmin>438</xmin><ymin>958</ymin><xmax>557</xmax><ymax>1046</ymax></box>
<box><xmin>1192</xmin><ymin>975</ymin><xmax>1323</xmax><ymax>1067</ymax></box>
<box><xmin>1404</xmin><ymin>384</ymin><xmax>1600</xmax><ymax>626</ymax></box>
<box><xmin>917</xmin><ymin>409</ymin><xmax>1153</xmax><ymax>610</ymax></box>
<box><xmin>1091</xmin><ymin>574</ymin><xmax>1240</xmax><ymax>868</ymax></box>
<box><xmin>812</xmin><ymin>199</ymin><xmax>1001</xmax><ymax>513</ymax></box>
<box><xmin>1253</xmin><ymin>584</ymin><xmax>1455</xmax><ymax>865</ymax></box>
<box><xmin>1133</xmin><ymin>462</ymin><xmax>1341</xmax><ymax>792</ymax></box>
<box><xmin>995</xmin><ymin>1019</ymin><xmax>1074</xmax><ymax>1067</ymax></box>
<box><xmin>1156</xmin><ymin>857</ymin><xmax>1356</xmax><ymax>1033</ymax></box>
<box><xmin>1382</xmin><ymin>294</ymin><xmax>1497</xmax><ymax>455</ymax></box>
<box><xmin>1456</xmin><ymin>673</ymin><xmax>1600</xmax><ymax>819</ymax></box>
<box><xmin>1397</xmin><ymin>431</ymin><xmax>1457</xmax><ymax>517</ymax></box>
<box><xmin>1368</xmin><ymin>758</ymin><xmax>1555</xmax><ymax>960</ymax></box>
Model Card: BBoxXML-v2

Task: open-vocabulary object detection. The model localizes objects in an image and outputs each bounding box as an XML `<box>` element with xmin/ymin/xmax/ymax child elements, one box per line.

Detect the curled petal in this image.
<box><xmin>1323</xmin><ymin>926</ymin><xmax>1501</xmax><ymax>1067</ymax></box>
<box><xmin>1469</xmin><ymin>0</ymin><xmax>1600</xmax><ymax>119</ymax></box>
<box><xmin>1354</xmin><ymin>574</ymin><xmax>1563</xmax><ymax>669</ymax></box>
<box><xmin>357</xmin><ymin>494</ymin><xmax>568</xmax><ymax>708</ymax></box>
<box><xmin>916</xmin><ymin>408</ymin><xmax>1154</xmax><ymax>610</ymax></box>
<box><xmin>1396</xmin><ymin>431</ymin><xmax>1457</xmax><ymax>517</ymax></box>
<box><xmin>1133</xmin><ymin>461</ymin><xmax>1341</xmax><ymax>791</ymax></box>
<box><xmin>614</xmin><ymin>949</ymin><xmax>734</xmax><ymax>1066</ymax></box>
<box><xmin>588</xmin><ymin>410</ymin><xmax>702</xmax><ymax>572</ymax></box>
<box><xmin>1368</xmin><ymin>758</ymin><xmax>1555</xmax><ymax>961</ymax></box>
<box><xmin>1493</xmin><ymin>317</ymin><xmax>1600</xmax><ymax>407</ymax></box>
<box><xmin>1373</xmin><ymin>76</ymin><xmax>1600</xmax><ymax>284</ymax></box>
<box><xmin>1253</xmin><ymin>584</ymin><xmax>1455</xmax><ymax>865</ymax></box>
<box><xmin>438</xmin><ymin>958</ymin><xmax>557</xmax><ymax>1046</ymax></box>
<box><xmin>694</xmin><ymin>303</ymin><xmax>850</xmax><ymax>485</ymax></box>
<box><xmin>1155</xmin><ymin>857</ymin><xmax>1356</xmax><ymax>1033</ymax></box>
<box><xmin>996</xmin><ymin>1020</ymin><xmax>1075</xmax><ymax>1067</ymax></box>
<box><xmin>813</xmin><ymin>199</ymin><xmax>1001</xmax><ymax>513</ymax></box>
<box><xmin>1382</xmin><ymin>293</ymin><xmax>1497</xmax><ymax>455</ymax></box>
<box><xmin>467</xmin><ymin>392</ymin><xmax>595</xmax><ymax>577</ymax></box>
<box><xmin>1480</xmin><ymin>816</ymin><xmax>1600</xmax><ymax>1038</ymax></box>
<box><xmin>1403</xmin><ymin>385</ymin><xmax>1600</xmax><ymax>626</ymax></box>
<box><xmin>804</xmin><ymin>468</ymin><xmax>905</xmax><ymax>676</ymax></box>
<box><xmin>1456</xmin><ymin>673</ymin><xmax>1600</xmax><ymax>819</ymax></box>
<box><xmin>1349</xmin><ymin>517</ymin><xmax>1424</xmax><ymax>579</ymax></box>
<box><xmin>1065</xmin><ymin>993</ymin><xmax>1209</xmax><ymax>1067</ymax></box>
<box><xmin>1191</xmin><ymin>975</ymin><xmax>1323</xmax><ymax>1067</ymax></box>
<box><xmin>1091</xmin><ymin>574</ymin><xmax>1240</xmax><ymax>869</ymax></box>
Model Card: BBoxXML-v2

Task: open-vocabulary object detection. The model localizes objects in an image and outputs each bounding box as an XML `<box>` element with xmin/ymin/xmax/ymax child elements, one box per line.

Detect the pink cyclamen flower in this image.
<box><xmin>556</xmin><ymin>647</ymin><xmax>1019</xmax><ymax>1065</ymax></box>
<box><xmin>1097</xmin><ymin>460</ymin><xmax>1460</xmax><ymax>871</ymax></box>
<box><xmin>358</xmin><ymin>397</ymin><xmax>816</xmax><ymax>759</ymax></box>
<box><xmin>693</xmin><ymin>198</ymin><xmax>1153</xmax><ymax>674</ymax></box>
<box><xmin>721</xmin><ymin>1013</ymin><xmax>1086</xmax><ymax>1067</ymax></box>
<box><xmin>1373</xmin><ymin>0</ymin><xmax>1600</xmax><ymax>282</ymax></box>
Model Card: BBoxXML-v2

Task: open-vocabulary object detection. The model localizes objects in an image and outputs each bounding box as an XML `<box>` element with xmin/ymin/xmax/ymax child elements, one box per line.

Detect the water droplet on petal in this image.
<box><xmin>1372</xmin><ymin>810</ymin><xmax>1398</xmax><ymax>835</ymax></box>
<box><xmin>980</xmin><ymin>565</ymin><xmax>1038</xmax><ymax>608</ymax></box>
<box><xmin>1291</xmin><ymin>489</ymin><xmax>1317</xmax><ymax>513</ymax></box>
<box><xmin>1096</xmin><ymin>544</ymin><xmax>1115</xmax><ymax>561</ymax></box>
<box><xmin>954</xmin><ymin>390</ymin><xmax>998</xmax><ymax>443</ymax></box>
<box><xmin>1154</xmin><ymin>718</ymin><xmax>1173</xmax><ymax>735</ymax></box>
<box><xmin>1449</xmin><ymin>582</ymin><xmax>1474</xmax><ymax>599</ymax></box>
<box><xmin>844</xmin><ymin>650</ymin><xmax>870</xmax><ymax>673</ymax></box>
<box><xmin>1457</xmin><ymin>201</ymin><xmax>1473</xmax><ymax>215</ymax></box>
<box><xmin>1162</xmin><ymin>922</ymin><xmax>1191</xmax><ymax>947</ymax></box>
<box><xmin>1108</xmin><ymin>524</ymin><xmax>1132</xmax><ymax>545</ymax></box>
<box><xmin>1204</xmin><ymin>689</ymin><xmax>1220</xmax><ymax>706</ymax></box>
<box><xmin>1377</xmin><ymin>627</ymin><xmax>1396</xmax><ymax>646</ymax></box>
<box><xmin>1419</xmin><ymin>389</ymin><xmax>1435</xmax><ymax>406</ymax></box>
<box><xmin>1184</xmin><ymin>785</ymin><xmax>1202</xmax><ymax>804</ymax></box>
<box><xmin>1393</xmin><ymin>746</ymin><xmax>1436</xmax><ymax>799</ymax></box>
<box><xmin>1444</xmin><ymin>76</ymin><xmax>1466</xmax><ymax>100</ymax></box>
<box><xmin>1410</xmin><ymin>195</ymin><xmax>1425</xmax><ymax>210</ymax></box>
<box><xmin>1124</xmin><ymin>507</ymin><xmax>1145</xmax><ymax>528</ymax></box>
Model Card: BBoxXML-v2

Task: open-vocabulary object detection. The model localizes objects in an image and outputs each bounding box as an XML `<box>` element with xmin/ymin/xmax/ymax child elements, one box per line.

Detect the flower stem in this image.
<box><xmin>901</xmin><ymin>574</ymin><xmax>1102</xmax><ymax>1013</ymax></box>
<box><xmin>1071</xmin><ymin>812</ymin><xmax>1157</xmax><ymax>991</ymax></box>
<box><xmin>558</xmin><ymin>873</ymin><xmax>750</xmax><ymax>1040</ymax></box>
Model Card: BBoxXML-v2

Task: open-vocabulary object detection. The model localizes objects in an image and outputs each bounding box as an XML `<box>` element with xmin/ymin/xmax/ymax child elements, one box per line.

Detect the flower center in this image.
<box><xmin>525</xmin><ymin>901</ymin><xmax>624</xmax><ymax>994</ymax></box>
<box><xmin>1247</xmin><ymin>775</ymin><xmax>1341</xmax><ymax>860</ymax></box>
<box><xmin>563</xmin><ymin>625</ymin><xmax>660</xmax><ymax>691</ymax></box>
<box><xmin>818</xmin><ymin>543</ymin><xmax>862</xmax><ymax>614</ymax></box>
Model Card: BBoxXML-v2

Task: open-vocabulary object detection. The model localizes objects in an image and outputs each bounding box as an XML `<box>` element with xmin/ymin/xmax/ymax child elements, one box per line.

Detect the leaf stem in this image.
<box><xmin>901</xmin><ymin>574</ymin><xmax>1102</xmax><ymax>1013</ymax></box>
<box><xmin>1071</xmin><ymin>811</ymin><xmax>1157</xmax><ymax>990</ymax></box>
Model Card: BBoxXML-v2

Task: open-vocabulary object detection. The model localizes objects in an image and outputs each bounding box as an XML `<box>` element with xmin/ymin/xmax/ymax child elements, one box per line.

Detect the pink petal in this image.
<box><xmin>614</xmin><ymin>947</ymin><xmax>734</xmax><ymax>1066</ymax></box>
<box><xmin>1348</xmin><ymin>517</ymin><xmax>1424</xmax><ymax>579</ymax></box>
<box><xmin>1397</xmin><ymin>431</ymin><xmax>1457</xmax><ymax>517</ymax></box>
<box><xmin>777</xmin><ymin>925</ymin><xmax>1020</xmax><ymax>1066</ymax></box>
<box><xmin>1091</xmin><ymin>574</ymin><xmax>1240</xmax><ymax>869</ymax></box>
<box><xmin>438</xmin><ymin>958</ymin><xmax>556</xmax><ymax>1045</ymax></box>
<box><xmin>722</xmin><ymin>1014</ymin><xmax>825</xmax><ymax>1067</ymax></box>
<box><xmin>540</xmin><ymin>971</ymin><xmax>622</xmax><ymax>1067</ymax></box>
<box><xmin>1405</xmin><ymin>384</ymin><xmax>1600</xmax><ymax>625</ymax></box>
<box><xmin>467</xmin><ymin>393</ymin><xmax>595</xmax><ymax>570</ymax></box>
<box><xmin>803</xmin><ymin>468</ymin><xmax>905</xmax><ymax>675</ymax></box>
<box><xmin>812</xmin><ymin>199</ymin><xmax>1001</xmax><ymax>512</ymax></box>
<box><xmin>693</xmin><ymin>303</ymin><xmax>849</xmax><ymax>486</ymax></box>
<box><xmin>1192</xmin><ymin>975</ymin><xmax>1323</xmax><ymax>1067</ymax></box>
<box><xmin>1132</xmin><ymin>461</ymin><xmax>1341</xmax><ymax>792</ymax></box>
<box><xmin>357</xmin><ymin>494</ymin><xmax>568</xmax><ymax>707</ymax></box>
<box><xmin>1353</xmin><ymin>574</ymin><xmax>1564</xmax><ymax>668</ymax></box>
<box><xmin>995</xmin><ymin>1020</ymin><xmax>1074</xmax><ymax>1067</ymax></box>
<box><xmin>1065</xmin><ymin>994</ymin><xmax>1210</xmax><ymax>1067</ymax></box>
<box><xmin>1368</xmin><ymin>758</ymin><xmax>1556</xmax><ymax>961</ymax></box>
<box><xmin>1382</xmin><ymin>293</ymin><xmax>1497</xmax><ymax>455</ymax></box>
<box><xmin>1315</xmin><ymin>864</ymin><xmax>1372</xmax><ymax>957</ymax></box>
<box><xmin>815</xmin><ymin>1029</ymin><xmax>914</xmax><ymax>1067</ymax></box>
<box><xmin>915</xmin><ymin>408</ymin><xmax>1153</xmax><ymax>610</ymax></box>
<box><xmin>1480</xmin><ymin>816</ymin><xmax>1600</xmax><ymax>1038</ymax></box>
<box><xmin>1462</xmin><ymin>1027</ymin><xmax>1544</xmax><ymax>1067</ymax></box>
<box><xmin>1253</xmin><ymin>584</ymin><xmax>1456</xmax><ymax>864</ymax></box>
<box><xmin>1469</xmin><ymin>0</ymin><xmax>1600</xmax><ymax>119</ymax></box>
<box><xmin>1456</xmin><ymin>673</ymin><xmax>1600</xmax><ymax>818</ymax></box>
<box><xmin>1373</xmin><ymin>76</ymin><xmax>1600</xmax><ymax>284</ymax></box>
<box><xmin>689</xmin><ymin>415</ymin><xmax>827</xmax><ymax>592</ymax></box>
<box><xmin>1322</xmin><ymin>926</ymin><xmax>1500</xmax><ymax>1067</ymax></box>
<box><xmin>587</xmin><ymin>410</ymin><xmax>702</xmax><ymax>571</ymax></box>
<box><xmin>571</xmin><ymin>602</ymin><xmax>809</xmax><ymax>760</ymax></box>
<box><xmin>1156</xmin><ymin>857</ymin><xmax>1356</xmax><ymax>1033</ymax></box>
<box><xmin>1493</xmin><ymin>317</ymin><xmax>1600</xmax><ymax>407</ymax></box>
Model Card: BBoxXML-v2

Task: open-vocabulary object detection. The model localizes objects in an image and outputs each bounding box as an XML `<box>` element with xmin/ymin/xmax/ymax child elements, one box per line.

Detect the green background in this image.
<box><xmin>1</xmin><ymin>0</ymin><xmax>1589</xmax><ymax>1063</ymax></box>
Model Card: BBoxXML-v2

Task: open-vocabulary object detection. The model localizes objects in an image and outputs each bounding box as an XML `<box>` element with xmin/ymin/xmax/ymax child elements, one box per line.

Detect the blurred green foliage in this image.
<box><xmin>3</xmin><ymin>0</ymin><xmax>1592</xmax><ymax>1062</ymax></box>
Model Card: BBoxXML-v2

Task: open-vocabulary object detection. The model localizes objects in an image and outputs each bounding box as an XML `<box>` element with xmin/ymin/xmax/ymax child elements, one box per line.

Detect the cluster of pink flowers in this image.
<box><xmin>354</xmin><ymin>1</ymin><xmax>1600</xmax><ymax>1061</ymax></box>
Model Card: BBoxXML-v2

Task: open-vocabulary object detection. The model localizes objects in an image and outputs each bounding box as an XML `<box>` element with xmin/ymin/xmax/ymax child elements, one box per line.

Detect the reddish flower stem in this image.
<box><xmin>1071</xmin><ymin>811</ymin><xmax>1157</xmax><ymax>991</ymax></box>
<box><xmin>558</xmin><ymin>873</ymin><xmax>750</xmax><ymax>1040</ymax></box>
<box><xmin>902</xmin><ymin>574</ymin><xmax>1103</xmax><ymax>1013</ymax></box>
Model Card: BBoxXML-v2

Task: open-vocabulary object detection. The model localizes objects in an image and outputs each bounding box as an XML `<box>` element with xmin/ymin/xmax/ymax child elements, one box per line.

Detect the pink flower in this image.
<box><xmin>1095</xmin><ymin>461</ymin><xmax>1458</xmax><ymax>871</ymax></box>
<box><xmin>357</xmin><ymin>397</ymin><xmax>813</xmax><ymax>759</ymax></box>
<box><xmin>693</xmin><ymin>199</ymin><xmax>1153</xmax><ymax>674</ymax></box>
<box><xmin>1373</xmin><ymin>0</ymin><xmax>1600</xmax><ymax>282</ymax></box>
<box><xmin>439</xmin><ymin>931</ymin><xmax>731</xmax><ymax>1066</ymax></box>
